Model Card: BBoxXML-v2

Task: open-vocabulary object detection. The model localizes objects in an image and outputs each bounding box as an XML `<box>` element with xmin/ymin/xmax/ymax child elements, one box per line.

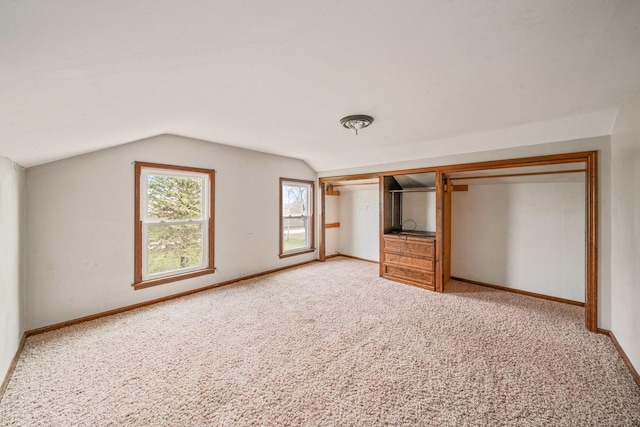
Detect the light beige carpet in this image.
<box><xmin>1</xmin><ymin>258</ymin><xmax>639</xmax><ymax>426</ymax></box>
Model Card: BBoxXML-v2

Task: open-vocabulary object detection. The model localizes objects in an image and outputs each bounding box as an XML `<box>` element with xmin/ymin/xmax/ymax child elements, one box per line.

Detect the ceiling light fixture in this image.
<box><xmin>340</xmin><ymin>114</ymin><xmax>374</xmax><ymax>135</ymax></box>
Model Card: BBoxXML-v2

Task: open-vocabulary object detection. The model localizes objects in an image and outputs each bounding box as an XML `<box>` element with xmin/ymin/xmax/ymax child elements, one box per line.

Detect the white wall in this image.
<box><xmin>338</xmin><ymin>186</ymin><xmax>379</xmax><ymax>262</ymax></box>
<box><xmin>402</xmin><ymin>192</ymin><xmax>436</xmax><ymax>232</ymax></box>
<box><xmin>319</xmin><ymin>136</ymin><xmax>612</xmax><ymax>328</ymax></box>
<box><xmin>611</xmin><ymin>89</ymin><xmax>640</xmax><ymax>373</ymax></box>
<box><xmin>25</xmin><ymin>134</ymin><xmax>316</xmax><ymax>330</ymax></box>
<box><xmin>451</xmin><ymin>181</ymin><xmax>585</xmax><ymax>302</ymax></box>
<box><xmin>0</xmin><ymin>156</ymin><xmax>25</xmax><ymax>384</ymax></box>
<box><xmin>324</xmin><ymin>194</ymin><xmax>340</xmax><ymax>256</ymax></box>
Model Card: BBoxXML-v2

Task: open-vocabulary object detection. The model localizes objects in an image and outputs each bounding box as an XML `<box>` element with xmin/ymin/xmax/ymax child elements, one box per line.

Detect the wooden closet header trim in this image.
<box><xmin>449</xmin><ymin>168</ymin><xmax>586</xmax><ymax>181</ymax></box>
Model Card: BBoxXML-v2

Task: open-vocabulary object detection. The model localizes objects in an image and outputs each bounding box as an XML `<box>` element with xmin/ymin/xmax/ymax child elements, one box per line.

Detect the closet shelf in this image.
<box><xmin>388</xmin><ymin>186</ymin><xmax>436</xmax><ymax>193</ymax></box>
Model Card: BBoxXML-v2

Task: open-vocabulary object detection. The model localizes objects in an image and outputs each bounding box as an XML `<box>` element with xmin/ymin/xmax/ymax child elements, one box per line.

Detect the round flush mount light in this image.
<box><xmin>340</xmin><ymin>114</ymin><xmax>374</xmax><ymax>135</ymax></box>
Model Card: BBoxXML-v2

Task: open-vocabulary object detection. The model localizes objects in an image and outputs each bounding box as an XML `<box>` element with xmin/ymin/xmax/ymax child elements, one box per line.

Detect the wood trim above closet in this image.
<box><xmin>450</xmin><ymin>169</ymin><xmax>586</xmax><ymax>181</ymax></box>
<box><xmin>325</xmin><ymin>184</ymin><xmax>340</xmax><ymax>195</ymax></box>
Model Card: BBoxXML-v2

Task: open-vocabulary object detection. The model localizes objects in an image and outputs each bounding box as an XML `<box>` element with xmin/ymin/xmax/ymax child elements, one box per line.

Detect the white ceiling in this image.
<box><xmin>2</xmin><ymin>1</ymin><xmax>640</xmax><ymax>170</ymax></box>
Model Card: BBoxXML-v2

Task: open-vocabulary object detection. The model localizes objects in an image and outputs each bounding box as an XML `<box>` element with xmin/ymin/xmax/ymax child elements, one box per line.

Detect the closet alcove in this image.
<box><xmin>318</xmin><ymin>150</ymin><xmax>598</xmax><ymax>331</ymax></box>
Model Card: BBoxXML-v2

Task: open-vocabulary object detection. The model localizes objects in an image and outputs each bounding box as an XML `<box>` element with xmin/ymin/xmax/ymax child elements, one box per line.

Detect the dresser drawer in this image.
<box><xmin>383</xmin><ymin>237</ymin><xmax>434</xmax><ymax>256</ymax></box>
<box><xmin>382</xmin><ymin>234</ymin><xmax>436</xmax><ymax>290</ymax></box>
<box><xmin>383</xmin><ymin>252</ymin><xmax>434</xmax><ymax>271</ymax></box>
<box><xmin>383</xmin><ymin>264</ymin><xmax>434</xmax><ymax>286</ymax></box>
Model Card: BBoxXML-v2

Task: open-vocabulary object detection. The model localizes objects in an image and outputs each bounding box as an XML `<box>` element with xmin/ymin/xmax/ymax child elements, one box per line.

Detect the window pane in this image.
<box><xmin>282</xmin><ymin>217</ymin><xmax>308</xmax><ymax>251</ymax></box>
<box><xmin>279</xmin><ymin>178</ymin><xmax>313</xmax><ymax>257</ymax></box>
<box><xmin>147</xmin><ymin>174</ymin><xmax>203</xmax><ymax>221</ymax></box>
<box><xmin>147</xmin><ymin>223</ymin><xmax>203</xmax><ymax>275</ymax></box>
<box><xmin>282</xmin><ymin>185</ymin><xmax>308</xmax><ymax>217</ymax></box>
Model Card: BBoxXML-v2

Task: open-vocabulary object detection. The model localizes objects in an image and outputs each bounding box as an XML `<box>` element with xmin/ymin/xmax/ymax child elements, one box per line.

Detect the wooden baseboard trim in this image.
<box><xmin>0</xmin><ymin>333</ymin><xmax>27</xmax><ymax>402</ymax></box>
<box><xmin>26</xmin><ymin>260</ymin><xmax>318</xmax><ymax>337</ymax></box>
<box><xmin>606</xmin><ymin>330</ymin><xmax>640</xmax><ymax>388</ymax></box>
<box><xmin>330</xmin><ymin>253</ymin><xmax>379</xmax><ymax>264</ymax></box>
<box><xmin>450</xmin><ymin>277</ymin><xmax>585</xmax><ymax>307</ymax></box>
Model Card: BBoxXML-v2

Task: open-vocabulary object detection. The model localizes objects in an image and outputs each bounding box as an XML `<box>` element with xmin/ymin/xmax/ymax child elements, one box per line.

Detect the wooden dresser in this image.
<box><xmin>382</xmin><ymin>232</ymin><xmax>435</xmax><ymax>291</ymax></box>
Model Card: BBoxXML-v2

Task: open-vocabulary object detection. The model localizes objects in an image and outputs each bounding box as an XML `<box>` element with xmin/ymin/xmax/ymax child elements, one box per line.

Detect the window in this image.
<box><xmin>134</xmin><ymin>162</ymin><xmax>215</xmax><ymax>290</ymax></box>
<box><xmin>280</xmin><ymin>178</ymin><xmax>314</xmax><ymax>257</ymax></box>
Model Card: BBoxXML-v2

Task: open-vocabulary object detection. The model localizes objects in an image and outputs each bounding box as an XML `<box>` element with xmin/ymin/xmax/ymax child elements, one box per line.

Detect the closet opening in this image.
<box><xmin>381</xmin><ymin>172</ymin><xmax>439</xmax><ymax>291</ymax></box>
<box><xmin>444</xmin><ymin>163</ymin><xmax>587</xmax><ymax>307</ymax></box>
<box><xmin>439</xmin><ymin>150</ymin><xmax>598</xmax><ymax>331</ymax></box>
<box><xmin>319</xmin><ymin>177</ymin><xmax>380</xmax><ymax>263</ymax></box>
<box><xmin>319</xmin><ymin>150</ymin><xmax>598</xmax><ymax>331</ymax></box>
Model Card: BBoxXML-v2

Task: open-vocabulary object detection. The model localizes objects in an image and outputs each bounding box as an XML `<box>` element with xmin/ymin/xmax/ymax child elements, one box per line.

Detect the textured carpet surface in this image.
<box><xmin>1</xmin><ymin>258</ymin><xmax>639</xmax><ymax>426</ymax></box>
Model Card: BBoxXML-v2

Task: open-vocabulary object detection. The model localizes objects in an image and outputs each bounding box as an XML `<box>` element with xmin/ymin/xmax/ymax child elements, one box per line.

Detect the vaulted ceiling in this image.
<box><xmin>2</xmin><ymin>1</ymin><xmax>639</xmax><ymax>171</ymax></box>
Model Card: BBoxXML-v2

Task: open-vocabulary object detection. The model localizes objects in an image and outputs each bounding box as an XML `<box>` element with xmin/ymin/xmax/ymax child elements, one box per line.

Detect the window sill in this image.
<box><xmin>133</xmin><ymin>268</ymin><xmax>216</xmax><ymax>290</ymax></box>
<box><xmin>279</xmin><ymin>248</ymin><xmax>315</xmax><ymax>259</ymax></box>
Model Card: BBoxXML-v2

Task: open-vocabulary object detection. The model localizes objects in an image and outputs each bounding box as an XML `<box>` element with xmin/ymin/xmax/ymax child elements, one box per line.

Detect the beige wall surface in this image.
<box><xmin>0</xmin><ymin>156</ymin><xmax>25</xmax><ymax>385</ymax></box>
<box><xmin>611</xmin><ymin>89</ymin><xmax>640</xmax><ymax>373</ymax></box>
<box><xmin>338</xmin><ymin>187</ymin><xmax>380</xmax><ymax>262</ymax></box>
<box><xmin>451</xmin><ymin>181</ymin><xmax>585</xmax><ymax>302</ymax></box>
